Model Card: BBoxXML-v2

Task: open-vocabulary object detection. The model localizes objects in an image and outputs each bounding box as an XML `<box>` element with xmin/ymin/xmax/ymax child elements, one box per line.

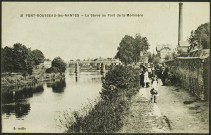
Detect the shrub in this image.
<box><xmin>46</xmin><ymin>68</ymin><xmax>52</xmax><ymax>73</ymax></box>
<box><xmin>51</xmin><ymin>57</ymin><xmax>66</xmax><ymax>73</ymax></box>
<box><xmin>59</xmin><ymin>65</ymin><xmax>140</xmax><ymax>133</ymax></box>
<box><xmin>101</xmin><ymin>65</ymin><xmax>139</xmax><ymax>100</ymax></box>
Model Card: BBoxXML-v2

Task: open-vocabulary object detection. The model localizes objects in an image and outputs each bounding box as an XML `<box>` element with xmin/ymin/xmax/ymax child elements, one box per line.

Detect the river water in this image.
<box><xmin>2</xmin><ymin>69</ymin><xmax>103</xmax><ymax>133</ymax></box>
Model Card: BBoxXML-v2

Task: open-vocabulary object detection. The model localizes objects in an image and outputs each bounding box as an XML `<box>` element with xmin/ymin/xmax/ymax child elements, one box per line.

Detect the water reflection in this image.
<box><xmin>2</xmin><ymin>104</ymin><xmax>30</xmax><ymax>119</ymax></box>
<box><xmin>46</xmin><ymin>79</ymin><xmax>56</xmax><ymax>87</ymax></box>
<box><xmin>2</xmin><ymin>84</ymin><xmax>44</xmax><ymax>104</ymax></box>
<box><xmin>52</xmin><ymin>79</ymin><xmax>66</xmax><ymax>93</ymax></box>
<box><xmin>75</xmin><ymin>73</ymin><xmax>78</xmax><ymax>83</ymax></box>
<box><xmin>2</xmin><ymin>84</ymin><xmax>44</xmax><ymax>119</ymax></box>
<box><xmin>2</xmin><ymin>71</ymin><xmax>102</xmax><ymax>133</ymax></box>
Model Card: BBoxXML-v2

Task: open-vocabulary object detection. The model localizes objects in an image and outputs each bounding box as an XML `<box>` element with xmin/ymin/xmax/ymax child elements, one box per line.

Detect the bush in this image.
<box><xmin>51</xmin><ymin>57</ymin><xmax>66</xmax><ymax>73</ymax></box>
<box><xmin>59</xmin><ymin>65</ymin><xmax>140</xmax><ymax>133</ymax></box>
<box><xmin>46</xmin><ymin>68</ymin><xmax>52</xmax><ymax>73</ymax></box>
<box><xmin>101</xmin><ymin>65</ymin><xmax>139</xmax><ymax>100</ymax></box>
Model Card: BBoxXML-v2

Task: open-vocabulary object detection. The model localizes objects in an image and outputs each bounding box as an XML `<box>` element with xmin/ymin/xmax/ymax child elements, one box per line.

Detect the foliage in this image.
<box><xmin>13</xmin><ymin>43</ymin><xmax>32</xmax><ymax>74</ymax></box>
<box><xmin>30</xmin><ymin>49</ymin><xmax>45</xmax><ymax>65</ymax></box>
<box><xmin>147</xmin><ymin>52</ymin><xmax>157</xmax><ymax>63</ymax></box>
<box><xmin>188</xmin><ymin>22</ymin><xmax>210</xmax><ymax>49</ymax></box>
<box><xmin>164</xmin><ymin>54</ymin><xmax>172</xmax><ymax>61</ymax></box>
<box><xmin>51</xmin><ymin>57</ymin><xmax>67</xmax><ymax>73</ymax></box>
<box><xmin>60</xmin><ymin>65</ymin><xmax>140</xmax><ymax>133</ymax></box>
<box><xmin>2</xmin><ymin>43</ymin><xmax>45</xmax><ymax>75</ymax></box>
<box><xmin>115</xmin><ymin>34</ymin><xmax>150</xmax><ymax>65</ymax></box>
<box><xmin>101</xmin><ymin>65</ymin><xmax>139</xmax><ymax>100</ymax></box>
<box><xmin>1</xmin><ymin>46</ymin><xmax>14</xmax><ymax>72</ymax></box>
<box><xmin>46</xmin><ymin>68</ymin><xmax>52</xmax><ymax>73</ymax></box>
<box><xmin>152</xmin><ymin>55</ymin><xmax>161</xmax><ymax>66</ymax></box>
<box><xmin>203</xmin><ymin>56</ymin><xmax>209</xmax><ymax>101</ymax></box>
<box><xmin>2</xmin><ymin>43</ymin><xmax>31</xmax><ymax>75</ymax></box>
<box><xmin>133</xmin><ymin>34</ymin><xmax>150</xmax><ymax>62</ymax></box>
<box><xmin>115</xmin><ymin>35</ymin><xmax>135</xmax><ymax>65</ymax></box>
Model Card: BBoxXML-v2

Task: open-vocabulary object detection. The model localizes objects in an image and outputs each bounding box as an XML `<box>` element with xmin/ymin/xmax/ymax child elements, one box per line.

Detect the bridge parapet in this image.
<box><xmin>69</xmin><ymin>60</ymin><xmax>121</xmax><ymax>64</ymax></box>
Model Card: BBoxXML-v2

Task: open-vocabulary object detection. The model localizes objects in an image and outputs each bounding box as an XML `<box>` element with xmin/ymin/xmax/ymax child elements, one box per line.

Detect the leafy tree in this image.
<box><xmin>116</xmin><ymin>35</ymin><xmax>135</xmax><ymax>65</ymax></box>
<box><xmin>189</xmin><ymin>22</ymin><xmax>210</xmax><ymax>49</ymax></box>
<box><xmin>115</xmin><ymin>34</ymin><xmax>150</xmax><ymax>65</ymax></box>
<box><xmin>133</xmin><ymin>34</ymin><xmax>150</xmax><ymax>62</ymax></box>
<box><xmin>2</xmin><ymin>43</ymin><xmax>33</xmax><ymax>75</ymax></box>
<box><xmin>12</xmin><ymin>43</ymin><xmax>32</xmax><ymax>74</ymax></box>
<box><xmin>30</xmin><ymin>49</ymin><xmax>45</xmax><ymax>65</ymax></box>
<box><xmin>51</xmin><ymin>57</ymin><xmax>67</xmax><ymax>73</ymax></box>
<box><xmin>1</xmin><ymin>47</ymin><xmax>14</xmax><ymax>72</ymax></box>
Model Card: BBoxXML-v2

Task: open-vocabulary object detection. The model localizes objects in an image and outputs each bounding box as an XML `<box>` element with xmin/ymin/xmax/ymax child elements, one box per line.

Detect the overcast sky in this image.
<box><xmin>2</xmin><ymin>2</ymin><xmax>210</xmax><ymax>61</ymax></box>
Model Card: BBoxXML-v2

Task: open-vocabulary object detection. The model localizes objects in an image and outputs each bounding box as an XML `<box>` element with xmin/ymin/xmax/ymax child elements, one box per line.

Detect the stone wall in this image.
<box><xmin>165</xmin><ymin>56</ymin><xmax>209</xmax><ymax>100</ymax></box>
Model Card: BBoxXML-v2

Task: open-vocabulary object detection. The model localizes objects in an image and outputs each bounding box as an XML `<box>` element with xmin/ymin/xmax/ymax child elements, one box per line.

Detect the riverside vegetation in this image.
<box><xmin>58</xmin><ymin>65</ymin><xmax>140</xmax><ymax>133</ymax></box>
<box><xmin>1</xmin><ymin>43</ymin><xmax>67</xmax><ymax>93</ymax></box>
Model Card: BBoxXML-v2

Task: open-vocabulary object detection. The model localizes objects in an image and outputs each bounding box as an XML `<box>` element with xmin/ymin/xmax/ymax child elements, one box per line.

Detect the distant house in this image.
<box><xmin>156</xmin><ymin>44</ymin><xmax>172</xmax><ymax>61</ymax></box>
<box><xmin>38</xmin><ymin>60</ymin><xmax>51</xmax><ymax>69</ymax></box>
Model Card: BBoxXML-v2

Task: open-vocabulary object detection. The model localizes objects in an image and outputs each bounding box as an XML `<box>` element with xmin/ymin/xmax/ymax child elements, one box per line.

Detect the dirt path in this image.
<box><xmin>119</xmin><ymin>79</ymin><xmax>209</xmax><ymax>133</ymax></box>
<box><xmin>119</xmin><ymin>87</ymin><xmax>170</xmax><ymax>133</ymax></box>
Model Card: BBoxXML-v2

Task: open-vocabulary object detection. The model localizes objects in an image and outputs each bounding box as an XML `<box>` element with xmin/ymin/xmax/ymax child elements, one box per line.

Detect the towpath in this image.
<box><xmin>119</xmin><ymin>79</ymin><xmax>209</xmax><ymax>133</ymax></box>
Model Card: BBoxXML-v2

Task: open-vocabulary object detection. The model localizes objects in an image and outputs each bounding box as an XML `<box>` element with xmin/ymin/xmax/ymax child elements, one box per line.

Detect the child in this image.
<box><xmin>150</xmin><ymin>77</ymin><xmax>159</xmax><ymax>103</ymax></box>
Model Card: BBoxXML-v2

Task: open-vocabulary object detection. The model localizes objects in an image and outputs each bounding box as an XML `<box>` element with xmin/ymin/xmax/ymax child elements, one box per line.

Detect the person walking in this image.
<box><xmin>140</xmin><ymin>71</ymin><xmax>145</xmax><ymax>88</ymax></box>
<box><xmin>151</xmin><ymin>65</ymin><xmax>155</xmax><ymax>77</ymax></box>
<box><xmin>150</xmin><ymin>77</ymin><xmax>159</xmax><ymax>103</ymax></box>
<box><xmin>161</xmin><ymin>67</ymin><xmax>168</xmax><ymax>86</ymax></box>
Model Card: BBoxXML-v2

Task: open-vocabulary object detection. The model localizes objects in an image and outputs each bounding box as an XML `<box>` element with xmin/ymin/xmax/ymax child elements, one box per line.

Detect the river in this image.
<box><xmin>2</xmin><ymin>69</ymin><xmax>103</xmax><ymax>133</ymax></box>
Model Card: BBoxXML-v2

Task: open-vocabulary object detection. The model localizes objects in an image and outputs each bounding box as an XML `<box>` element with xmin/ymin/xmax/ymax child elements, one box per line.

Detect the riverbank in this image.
<box><xmin>1</xmin><ymin>68</ymin><xmax>65</xmax><ymax>93</ymax></box>
<box><xmin>59</xmin><ymin>65</ymin><xmax>140</xmax><ymax>133</ymax></box>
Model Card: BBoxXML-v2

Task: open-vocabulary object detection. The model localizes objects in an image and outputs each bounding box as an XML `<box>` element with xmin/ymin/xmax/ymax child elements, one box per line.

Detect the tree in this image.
<box><xmin>1</xmin><ymin>47</ymin><xmax>14</xmax><ymax>72</ymax></box>
<box><xmin>12</xmin><ymin>43</ymin><xmax>32</xmax><ymax>74</ymax></box>
<box><xmin>115</xmin><ymin>34</ymin><xmax>150</xmax><ymax>65</ymax></box>
<box><xmin>116</xmin><ymin>35</ymin><xmax>135</xmax><ymax>65</ymax></box>
<box><xmin>30</xmin><ymin>49</ymin><xmax>45</xmax><ymax>65</ymax></box>
<box><xmin>51</xmin><ymin>57</ymin><xmax>67</xmax><ymax>73</ymax></box>
<box><xmin>147</xmin><ymin>52</ymin><xmax>154</xmax><ymax>63</ymax></box>
<box><xmin>188</xmin><ymin>22</ymin><xmax>210</xmax><ymax>49</ymax></box>
<box><xmin>133</xmin><ymin>34</ymin><xmax>150</xmax><ymax>62</ymax></box>
<box><xmin>2</xmin><ymin>43</ymin><xmax>33</xmax><ymax>75</ymax></box>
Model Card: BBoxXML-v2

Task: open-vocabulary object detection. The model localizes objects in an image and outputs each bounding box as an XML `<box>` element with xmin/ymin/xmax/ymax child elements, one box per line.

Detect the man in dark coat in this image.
<box><xmin>140</xmin><ymin>71</ymin><xmax>145</xmax><ymax>88</ymax></box>
<box><xmin>161</xmin><ymin>67</ymin><xmax>168</xmax><ymax>86</ymax></box>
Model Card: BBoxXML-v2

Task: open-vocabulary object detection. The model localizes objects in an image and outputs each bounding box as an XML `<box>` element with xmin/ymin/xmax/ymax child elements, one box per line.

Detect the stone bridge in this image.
<box><xmin>68</xmin><ymin>59</ymin><xmax>121</xmax><ymax>73</ymax></box>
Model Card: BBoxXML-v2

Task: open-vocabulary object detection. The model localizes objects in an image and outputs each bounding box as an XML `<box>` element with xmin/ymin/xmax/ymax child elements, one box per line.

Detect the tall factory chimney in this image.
<box><xmin>178</xmin><ymin>2</ymin><xmax>183</xmax><ymax>46</ymax></box>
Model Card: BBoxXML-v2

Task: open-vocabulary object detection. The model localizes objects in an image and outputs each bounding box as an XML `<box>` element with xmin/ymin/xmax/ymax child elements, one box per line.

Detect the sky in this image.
<box><xmin>2</xmin><ymin>2</ymin><xmax>210</xmax><ymax>61</ymax></box>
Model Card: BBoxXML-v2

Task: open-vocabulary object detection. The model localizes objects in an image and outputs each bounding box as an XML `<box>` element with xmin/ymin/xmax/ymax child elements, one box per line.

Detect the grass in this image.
<box><xmin>58</xmin><ymin>84</ymin><xmax>140</xmax><ymax>133</ymax></box>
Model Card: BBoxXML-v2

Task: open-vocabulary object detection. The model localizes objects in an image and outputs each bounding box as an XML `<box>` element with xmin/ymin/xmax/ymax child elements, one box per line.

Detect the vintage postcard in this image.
<box><xmin>1</xmin><ymin>1</ymin><xmax>210</xmax><ymax>133</ymax></box>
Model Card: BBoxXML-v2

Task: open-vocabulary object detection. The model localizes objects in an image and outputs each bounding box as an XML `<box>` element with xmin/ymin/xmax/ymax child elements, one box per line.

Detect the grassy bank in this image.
<box><xmin>59</xmin><ymin>65</ymin><xmax>140</xmax><ymax>133</ymax></box>
<box><xmin>1</xmin><ymin>68</ymin><xmax>65</xmax><ymax>93</ymax></box>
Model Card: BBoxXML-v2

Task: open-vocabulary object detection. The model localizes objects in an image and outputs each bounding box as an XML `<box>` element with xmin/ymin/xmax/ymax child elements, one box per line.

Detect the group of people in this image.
<box><xmin>139</xmin><ymin>64</ymin><xmax>168</xmax><ymax>103</ymax></box>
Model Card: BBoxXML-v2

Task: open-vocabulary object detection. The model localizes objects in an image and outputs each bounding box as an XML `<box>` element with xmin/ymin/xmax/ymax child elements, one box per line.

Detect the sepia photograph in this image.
<box><xmin>1</xmin><ymin>1</ymin><xmax>210</xmax><ymax>133</ymax></box>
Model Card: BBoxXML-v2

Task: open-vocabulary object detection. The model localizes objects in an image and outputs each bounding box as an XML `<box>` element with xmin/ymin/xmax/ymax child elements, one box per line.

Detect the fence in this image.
<box><xmin>165</xmin><ymin>56</ymin><xmax>209</xmax><ymax>100</ymax></box>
